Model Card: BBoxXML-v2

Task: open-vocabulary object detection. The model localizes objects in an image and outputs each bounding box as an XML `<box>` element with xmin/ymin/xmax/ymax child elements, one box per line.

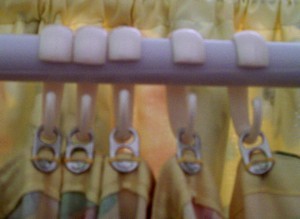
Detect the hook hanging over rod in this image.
<box><xmin>0</xmin><ymin>34</ymin><xmax>299</xmax><ymax>86</ymax></box>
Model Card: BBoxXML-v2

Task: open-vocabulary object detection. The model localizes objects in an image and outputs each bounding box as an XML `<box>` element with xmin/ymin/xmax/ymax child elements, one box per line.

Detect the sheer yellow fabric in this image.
<box><xmin>230</xmin><ymin>152</ymin><xmax>300</xmax><ymax>219</ymax></box>
<box><xmin>99</xmin><ymin>157</ymin><xmax>154</xmax><ymax>219</ymax></box>
<box><xmin>100</xmin><ymin>157</ymin><xmax>154</xmax><ymax>204</ymax></box>
<box><xmin>152</xmin><ymin>157</ymin><xmax>223</xmax><ymax>219</ymax></box>
<box><xmin>0</xmin><ymin>147</ymin><xmax>61</xmax><ymax>218</ymax></box>
<box><xmin>62</xmin><ymin>154</ymin><xmax>103</xmax><ymax>204</ymax></box>
<box><xmin>223</xmin><ymin>0</ymin><xmax>300</xmax><ymax>214</ymax></box>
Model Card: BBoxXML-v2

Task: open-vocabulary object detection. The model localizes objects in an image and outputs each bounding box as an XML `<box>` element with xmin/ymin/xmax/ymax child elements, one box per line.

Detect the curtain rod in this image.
<box><xmin>0</xmin><ymin>34</ymin><xmax>299</xmax><ymax>87</ymax></box>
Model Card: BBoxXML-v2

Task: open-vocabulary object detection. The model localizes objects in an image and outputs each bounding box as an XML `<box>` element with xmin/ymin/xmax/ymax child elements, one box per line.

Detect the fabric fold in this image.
<box><xmin>0</xmin><ymin>147</ymin><xmax>61</xmax><ymax>218</ymax></box>
<box><xmin>59</xmin><ymin>153</ymin><xmax>103</xmax><ymax>218</ymax></box>
<box><xmin>152</xmin><ymin>156</ymin><xmax>223</xmax><ymax>219</ymax></box>
<box><xmin>99</xmin><ymin>156</ymin><xmax>154</xmax><ymax>219</ymax></box>
<box><xmin>230</xmin><ymin>152</ymin><xmax>300</xmax><ymax>219</ymax></box>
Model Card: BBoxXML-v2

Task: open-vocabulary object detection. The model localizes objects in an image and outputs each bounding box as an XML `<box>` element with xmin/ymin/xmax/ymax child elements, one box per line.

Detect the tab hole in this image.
<box><xmin>70</xmin><ymin>148</ymin><xmax>88</xmax><ymax>160</ymax></box>
<box><xmin>180</xmin><ymin>149</ymin><xmax>198</xmax><ymax>162</ymax></box>
<box><xmin>40</xmin><ymin>128</ymin><xmax>58</xmax><ymax>144</ymax></box>
<box><xmin>116</xmin><ymin>147</ymin><xmax>134</xmax><ymax>156</ymax></box>
<box><xmin>250</xmin><ymin>149</ymin><xmax>267</xmax><ymax>162</ymax></box>
<box><xmin>37</xmin><ymin>147</ymin><xmax>55</xmax><ymax>161</ymax></box>
<box><xmin>71</xmin><ymin>131</ymin><xmax>92</xmax><ymax>145</ymax></box>
<box><xmin>114</xmin><ymin>130</ymin><xmax>135</xmax><ymax>145</ymax></box>
<box><xmin>179</xmin><ymin>129</ymin><xmax>196</xmax><ymax>145</ymax></box>
<box><xmin>242</xmin><ymin>134</ymin><xmax>263</xmax><ymax>149</ymax></box>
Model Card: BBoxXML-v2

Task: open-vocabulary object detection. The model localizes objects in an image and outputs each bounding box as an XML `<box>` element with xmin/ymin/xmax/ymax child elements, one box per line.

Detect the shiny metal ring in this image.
<box><xmin>109</xmin><ymin>127</ymin><xmax>140</xmax><ymax>173</ymax></box>
<box><xmin>32</xmin><ymin>125</ymin><xmax>62</xmax><ymax>173</ymax></box>
<box><xmin>239</xmin><ymin>131</ymin><xmax>274</xmax><ymax>175</ymax></box>
<box><xmin>64</xmin><ymin>128</ymin><xmax>94</xmax><ymax>174</ymax></box>
<box><xmin>176</xmin><ymin>128</ymin><xmax>202</xmax><ymax>175</ymax></box>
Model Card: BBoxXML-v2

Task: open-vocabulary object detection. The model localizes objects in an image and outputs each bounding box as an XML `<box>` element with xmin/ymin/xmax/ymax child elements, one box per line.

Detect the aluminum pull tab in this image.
<box><xmin>109</xmin><ymin>127</ymin><xmax>140</xmax><ymax>173</ymax></box>
<box><xmin>177</xmin><ymin>128</ymin><xmax>202</xmax><ymax>175</ymax></box>
<box><xmin>64</xmin><ymin>128</ymin><xmax>94</xmax><ymax>174</ymax></box>
<box><xmin>239</xmin><ymin>132</ymin><xmax>274</xmax><ymax>175</ymax></box>
<box><xmin>32</xmin><ymin>126</ymin><xmax>62</xmax><ymax>173</ymax></box>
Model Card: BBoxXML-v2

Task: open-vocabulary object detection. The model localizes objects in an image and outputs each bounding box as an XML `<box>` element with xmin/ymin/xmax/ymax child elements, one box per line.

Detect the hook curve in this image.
<box><xmin>182</xmin><ymin>93</ymin><xmax>197</xmax><ymax>144</ymax></box>
<box><xmin>43</xmin><ymin>91</ymin><xmax>56</xmax><ymax>139</ymax></box>
<box><xmin>229</xmin><ymin>30</ymin><xmax>268</xmax><ymax>144</ymax></box>
<box><xmin>166</xmin><ymin>86</ymin><xmax>198</xmax><ymax>144</ymax></box>
<box><xmin>42</xmin><ymin>83</ymin><xmax>63</xmax><ymax>140</ymax></box>
<box><xmin>114</xmin><ymin>86</ymin><xmax>133</xmax><ymax>141</ymax></box>
<box><xmin>76</xmin><ymin>83</ymin><xmax>98</xmax><ymax>141</ymax></box>
<box><xmin>228</xmin><ymin>87</ymin><xmax>262</xmax><ymax>144</ymax></box>
<box><xmin>116</xmin><ymin>89</ymin><xmax>131</xmax><ymax>140</ymax></box>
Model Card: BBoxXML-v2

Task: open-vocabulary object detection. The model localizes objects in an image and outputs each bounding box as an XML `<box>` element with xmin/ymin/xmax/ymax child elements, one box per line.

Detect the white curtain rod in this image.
<box><xmin>0</xmin><ymin>34</ymin><xmax>299</xmax><ymax>87</ymax></box>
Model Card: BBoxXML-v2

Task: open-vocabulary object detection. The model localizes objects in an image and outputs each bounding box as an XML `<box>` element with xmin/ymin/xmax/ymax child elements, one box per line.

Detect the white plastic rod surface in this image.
<box><xmin>0</xmin><ymin>34</ymin><xmax>300</xmax><ymax>86</ymax></box>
